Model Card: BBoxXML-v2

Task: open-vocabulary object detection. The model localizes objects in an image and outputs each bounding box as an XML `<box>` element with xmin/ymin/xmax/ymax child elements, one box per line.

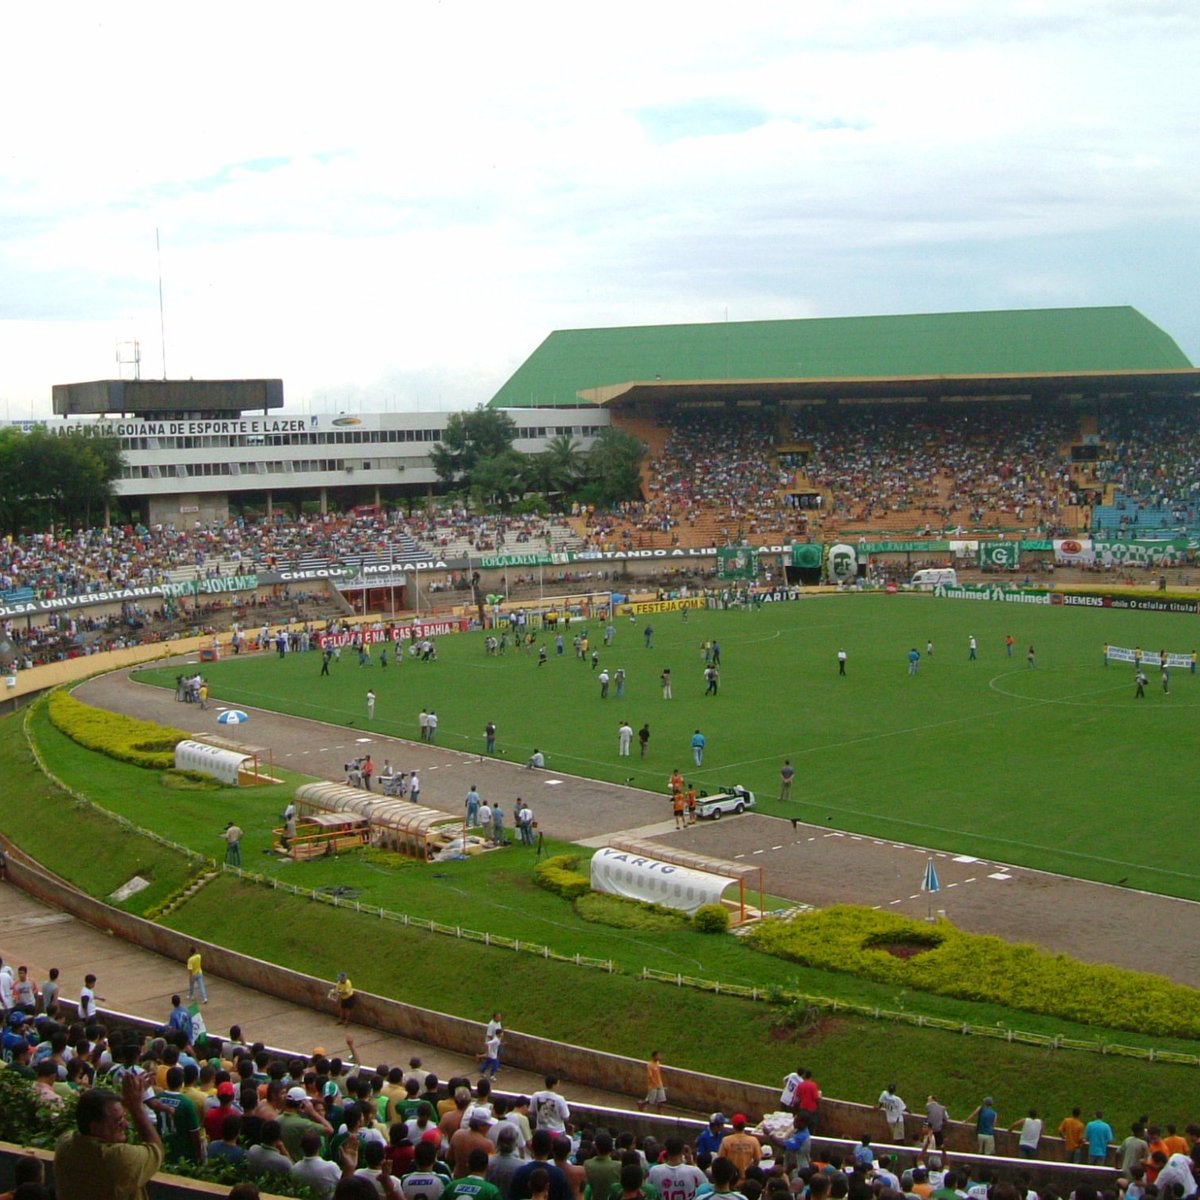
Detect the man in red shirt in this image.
<box><xmin>204</xmin><ymin>1081</ymin><xmax>241</xmax><ymax>1143</ymax></box>
<box><xmin>797</xmin><ymin>1070</ymin><xmax>821</xmax><ymax>1133</ymax></box>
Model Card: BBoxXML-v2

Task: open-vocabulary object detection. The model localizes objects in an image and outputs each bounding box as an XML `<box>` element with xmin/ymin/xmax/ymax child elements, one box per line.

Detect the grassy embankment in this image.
<box><xmin>1</xmin><ymin>703</ymin><xmax>1197</xmax><ymax>1126</ymax></box>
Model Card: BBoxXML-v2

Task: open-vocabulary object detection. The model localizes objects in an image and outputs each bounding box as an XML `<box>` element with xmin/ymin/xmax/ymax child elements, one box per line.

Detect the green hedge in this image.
<box><xmin>693</xmin><ymin>903</ymin><xmax>731</xmax><ymax>933</ymax></box>
<box><xmin>746</xmin><ymin>905</ymin><xmax>1200</xmax><ymax>1039</ymax></box>
<box><xmin>533</xmin><ymin>853</ymin><xmax>592</xmax><ymax>900</ymax></box>
<box><xmin>48</xmin><ymin>689</ymin><xmax>189</xmax><ymax>769</ymax></box>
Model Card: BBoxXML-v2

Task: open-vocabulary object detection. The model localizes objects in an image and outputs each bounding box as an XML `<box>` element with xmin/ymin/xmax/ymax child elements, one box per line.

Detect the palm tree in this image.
<box><xmin>532</xmin><ymin>434</ymin><xmax>583</xmax><ymax>507</ymax></box>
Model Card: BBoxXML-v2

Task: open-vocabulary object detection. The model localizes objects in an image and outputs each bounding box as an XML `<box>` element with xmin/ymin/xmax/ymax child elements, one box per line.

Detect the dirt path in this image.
<box><xmin>73</xmin><ymin>664</ymin><xmax>1200</xmax><ymax>989</ymax></box>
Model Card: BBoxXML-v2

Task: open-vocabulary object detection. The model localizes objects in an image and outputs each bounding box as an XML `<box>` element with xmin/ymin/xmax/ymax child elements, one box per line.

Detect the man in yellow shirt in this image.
<box><xmin>186</xmin><ymin>946</ymin><xmax>208</xmax><ymax>1004</ymax></box>
<box><xmin>718</xmin><ymin>1113</ymin><xmax>762</xmax><ymax>1178</ymax></box>
<box><xmin>54</xmin><ymin>1074</ymin><xmax>164</xmax><ymax>1200</ymax></box>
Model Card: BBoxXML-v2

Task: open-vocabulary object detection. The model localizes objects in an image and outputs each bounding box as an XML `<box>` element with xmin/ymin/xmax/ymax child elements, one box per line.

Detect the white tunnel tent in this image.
<box><xmin>293</xmin><ymin>782</ymin><xmax>463</xmax><ymax>859</ymax></box>
<box><xmin>590</xmin><ymin>846</ymin><xmax>745</xmax><ymax>917</ymax></box>
<box><xmin>174</xmin><ymin>739</ymin><xmax>257</xmax><ymax>786</ymax></box>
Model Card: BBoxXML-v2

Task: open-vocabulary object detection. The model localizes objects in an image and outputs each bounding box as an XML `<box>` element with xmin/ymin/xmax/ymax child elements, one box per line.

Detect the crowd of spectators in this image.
<box><xmin>0</xmin><ymin>510</ymin><xmax>585</xmax><ymax>604</ymax></box>
<box><xmin>583</xmin><ymin>412</ymin><xmax>809</xmax><ymax>551</ymax></box>
<box><xmin>787</xmin><ymin>404</ymin><xmax>1076</xmax><ymax>536</ymax></box>
<box><xmin>1089</xmin><ymin>400</ymin><xmax>1200</xmax><ymax>533</ymax></box>
<box><xmin>582</xmin><ymin>402</ymin><xmax>1086</xmax><ymax>553</ymax></box>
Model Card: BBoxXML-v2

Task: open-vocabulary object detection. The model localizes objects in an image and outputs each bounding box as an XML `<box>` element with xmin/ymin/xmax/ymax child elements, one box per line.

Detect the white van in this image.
<box><xmin>911</xmin><ymin>568</ymin><xmax>958</xmax><ymax>589</ymax></box>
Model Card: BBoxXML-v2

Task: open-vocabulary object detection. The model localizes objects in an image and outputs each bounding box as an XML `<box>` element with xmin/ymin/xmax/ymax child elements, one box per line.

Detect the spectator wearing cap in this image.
<box><xmin>718</xmin><ymin>1114</ymin><xmax>762</xmax><ymax>1179</ymax></box>
<box><xmin>279</xmin><ymin>1084</ymin><xmax>333</xmax><ymax>1161</ymax></box>
<box><xmin>697</xmin><ymin>1113</ymin><xmax>728</xmax><ymax>1157</ymax></box>
<box><xmin>205</xmin><ymin>1080</ymin><xmax>242</xmax><ymax>1142</ymax></box>
<box><xmin>450</xmin><ymin>1111</ymin><xmax>496</xmax><ymax>1178</ymax></box>
<box><xmin>2</xmin><ymin>1010</ymin><xmax>33</xmax><ymax>1059</ymax></box>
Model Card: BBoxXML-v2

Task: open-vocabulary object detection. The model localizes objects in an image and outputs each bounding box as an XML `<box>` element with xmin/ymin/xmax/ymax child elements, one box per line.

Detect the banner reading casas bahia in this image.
<box><xmin>717</xmin><ymin>547</ymin><xmax>758</xmax><ymax>580</ymax></box>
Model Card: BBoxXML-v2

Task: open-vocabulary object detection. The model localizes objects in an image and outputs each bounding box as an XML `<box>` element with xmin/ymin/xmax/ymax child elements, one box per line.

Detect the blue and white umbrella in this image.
<box><xmin>217</xmin><ymin>710</ymin><xmax>249</xmax><ymax>725</ymax></box>
<box><xmin>921</xmin><ymin>857</ymin><xmax>940</xmax><ymax>921</ymax></box>
<box><xmin>921</xmin><ymin>857</ymin><xmax>940</xmax><ymax>894</ymax></box>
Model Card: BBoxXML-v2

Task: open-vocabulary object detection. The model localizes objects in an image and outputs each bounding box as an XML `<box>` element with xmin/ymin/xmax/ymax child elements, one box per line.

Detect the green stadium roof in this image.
<box><xmin>489</xmin><ymin>306</ymin><xmax>1195</xmax><ymax>408</ymax></box>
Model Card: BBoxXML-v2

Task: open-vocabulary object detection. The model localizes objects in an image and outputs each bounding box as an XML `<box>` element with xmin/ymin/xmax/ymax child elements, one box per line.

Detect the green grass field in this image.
<box><xmin>137</xmin><ymin>593</ymin><xmax>1200</xmax><ymax>899</ymax></box>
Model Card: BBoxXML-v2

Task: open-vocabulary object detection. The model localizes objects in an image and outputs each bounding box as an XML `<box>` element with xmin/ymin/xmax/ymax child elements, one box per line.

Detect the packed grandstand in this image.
<box><xmin>5</xmin><ymin>391</ymin><xmax>1200</xmax><ymax>670</ymax></box>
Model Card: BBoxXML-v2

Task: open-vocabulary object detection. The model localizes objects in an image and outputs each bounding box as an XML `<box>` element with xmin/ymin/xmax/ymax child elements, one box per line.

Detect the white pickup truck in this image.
<box><xmin>695</xmin><ymin>785</ymin><xmax>756</xmax><ymax>820</ymax></box>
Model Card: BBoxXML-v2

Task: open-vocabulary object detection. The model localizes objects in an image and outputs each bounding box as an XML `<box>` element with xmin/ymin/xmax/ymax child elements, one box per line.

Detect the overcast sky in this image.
<box><xmin>2</xmin><ymin>0</ymin><xmax>1197</xmax><ymax>418</ymax></box>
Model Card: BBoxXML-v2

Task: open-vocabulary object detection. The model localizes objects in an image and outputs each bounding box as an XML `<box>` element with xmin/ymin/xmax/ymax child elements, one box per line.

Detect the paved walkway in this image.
<box><xmin>0</xmin><ymin>881</ymin><xmax>658</xmax><ymax>1116</ymax></box>
<box><xmin>69</xmin><ymin>663</ymin><xmax>1200</xmax><ymax>987</ymax></box>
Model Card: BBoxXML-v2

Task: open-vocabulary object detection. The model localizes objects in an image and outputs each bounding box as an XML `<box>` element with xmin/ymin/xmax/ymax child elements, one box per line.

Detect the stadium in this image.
<box><xmin>2</xmin><ymin>305</ymin><xmax>1200</xmax><ymax>1198</ymax></box>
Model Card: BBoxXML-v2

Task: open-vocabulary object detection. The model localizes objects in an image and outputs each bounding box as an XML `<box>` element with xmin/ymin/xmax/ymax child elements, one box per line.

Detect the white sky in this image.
<box><xmin>2</xmin><ymin>0</ymin><xmax>1197</xmax><ymax>418</ymax></box>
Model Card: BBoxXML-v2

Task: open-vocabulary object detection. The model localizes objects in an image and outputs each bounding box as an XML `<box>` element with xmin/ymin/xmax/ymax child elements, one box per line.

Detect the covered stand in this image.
<box><xmin>293</xmin><ymin>782</ymin><xmax>462</xmax><ymax>860</ymax></box>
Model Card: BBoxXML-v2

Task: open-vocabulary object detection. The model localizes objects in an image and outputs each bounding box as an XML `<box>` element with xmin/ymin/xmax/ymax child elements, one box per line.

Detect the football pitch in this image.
<box><xmin>139</xmin><ymin>593</ymin><xmax>1200</xmax><ymax>901</ymax></box>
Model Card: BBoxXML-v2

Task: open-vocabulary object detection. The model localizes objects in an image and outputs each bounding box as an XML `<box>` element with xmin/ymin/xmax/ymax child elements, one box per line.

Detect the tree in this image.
<box><xmin>0</xmin><ymin>428</ymin><xmax>122</xmax><ymax>534</ymax></box>
<box><xmin>582</xmin><ymin>427</ymin><xmax>645</xmax><ymax>506</ymax></box>
<box><xmin>469</xmin><ymin>449</ymin><xmax>531</xmax><ymax>511</ymax></box>
<box><xmin>430</xmin><ymin>407</ymin><xmax>519</xmax><ymax>486</ymax></box>
<box><xmin>529</xmin><ymin>434</ymin><xmax>583</xmax><ymax>506</ymax></box>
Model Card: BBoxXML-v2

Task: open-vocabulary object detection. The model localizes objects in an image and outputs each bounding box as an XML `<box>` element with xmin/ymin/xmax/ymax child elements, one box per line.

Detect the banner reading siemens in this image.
<box><xmin>1053</xmin><ymin>593</ymin><xmax>1199</xmax><ymax>614</ymax></box>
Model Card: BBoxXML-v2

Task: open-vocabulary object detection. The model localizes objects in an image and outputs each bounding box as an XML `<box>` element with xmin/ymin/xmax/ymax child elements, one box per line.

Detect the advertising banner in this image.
<box><xmin>1104</xmin><ymin>646</ymin><xmax>1193</xmax><ymax>667</ymax></box>
<box><xmin>933</xmin><ymin>583</ymin><xmax>1052</xmax><ymax>605</ymax></box>
<box><xmin>1053</xmin><ymin>538</ymin><xmax>1093</xmax><ymax>564</ymax></box>
<box><xmin>717</xmin><ymin>547</ymin><xmax>759</xmax><ymax>580</ymax></box>
<box><xmin>477</xmin><ymin>552</ymin><xmax>558</xmax><ymax>569</ymax></box>
<box><xmin>979</xmin><ymin>542</ymin><xmax>1020</xmax><ymax>569</ymax></box>
<box><xmin>1054</xmin><ymin>538</ymin><xmax>1199</xmax><ymax>567</ymax></box>
<box><xmin>791</xmin><ymin>543</ymin><xmax>823</xmax><ymax>571</ymax></box>
<box><xmin>589</xmin><ymin>847</ymin><xmax>731</xmax><ymax>916</ymax></box>
<box><xmin>161</xmin><ymin>574</ymin><xmax>259</xmax><ymax>600</ymax></box>
<box><xmin>859</xmin><ymin>540</ymin><xmax>952</xmax><ymax>554</ymax></box>
<box><xmin>1052</xmin><ymin>594</ymin><xmax>1200</xmax><ymax>615</ymax></box>
<box><xmin>1092</xmin><ymin>539</ymin><xmax>1197</xmax><ymax>567</ymax></box>
<box><xmin>826</xmin><ymin>543</ymin><xmax>858</xmax><ymax>585</ymax></box>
